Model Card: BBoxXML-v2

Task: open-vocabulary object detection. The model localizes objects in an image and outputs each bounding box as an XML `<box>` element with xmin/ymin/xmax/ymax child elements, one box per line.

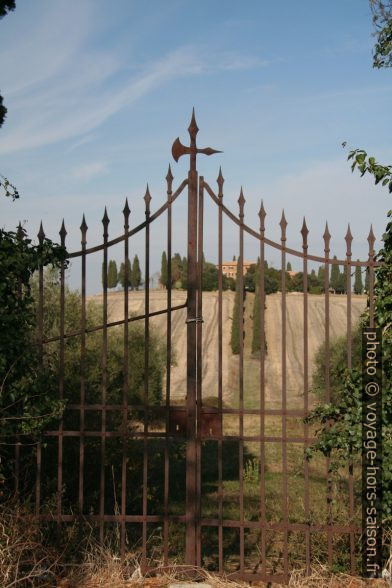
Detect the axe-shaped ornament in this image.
<box><xmin>171</xmin><ymin>137</ymin><xmax>222</xmax><ymax>162</ymax></box>
<box><xmin>171</xmin><ymin>109</ymin><xmax>222</xmax><ymax>169</ymax></box>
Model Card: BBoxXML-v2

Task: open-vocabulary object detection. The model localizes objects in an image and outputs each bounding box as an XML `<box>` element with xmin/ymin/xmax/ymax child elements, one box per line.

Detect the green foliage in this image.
<box><xmin>244</xmin><ymin>263</ymin><xmax>257</xmax><ymax>292</ymax></box>
<box><xmin>305</xmin><ymin>369</ymin><xmax>363</xmax><ymax>460</ymax></box>
<box><xmin>251</xmin><ymin>260</ymin><xmax>267</xmax><ymax>355</ymax></box>
<box><xmin>230</xmin><ymin>259</ymin><xmax>244</xmax><ymax>355</ymax></box>
<box><xmin>0</xmin><ymin>95</ymin><xmax>6</xmax><ymax>129</ymax></box>
<box><xmin>309</xmin><ymin>146</ymin><xmax>392</xmax><ymax>524</ymax></box>
<box><xmin>0</xmin><ymin>1</ymin><xmax>16</xmax><ymax>130</ymax></box>
<box><xmin>160</xmin><ymin>251</ymin><xmax>168</xmax><ymax>288</ymax></box>
<box><xmin>107</xmin><ymin>259</ymin><xmax>118</xmax><ymax>288</ymax></box>
<box><xmin>330</xmin><ymin>256</ymin><xmax>340</xmax><ymax>291</ymax></box>
<box><xmin>171</xmin><ymin>253</ymin><xmax>182</xmax><ymax>286</ymax></box>
<box><xmin>371</xmin><ymin>0</ymin><xmax>392</xmax><ymax>68</ymax></box>
<box><xmin>344</xmin><ymin>147</ymin><xmax>392</xmax><ymax>193</ymax></box>
<box><xmin>0</xmin><ymin>224</ymin><xmax>67</xmax><ymax>473</ymax></box>
<box><xmin>354</xmin><ymin>262</ymin><xmax>363</xmax><ymax>295</ymax></box>
<box><xmin>131</xmin><ymin>254</ymin><xmax>141</xmax><ymax>290</ymax></box>
<box><xmin>181</xmin><ymin>256</ymin><xmax>187</xmax><ymax>289</ymax></box>
<box><xmin>0</xmin><ymin>0</ymin><xmax>15</xmax><ymax>20</ymax></box>
<box><xmin>312</xmin><ymin>325</ymin><xmax>362</xmax><ymax>403</ymax></box>
<box><xmin>202</xmin><ymin>259</ymin><xmax>219</xmax><ymax>291</ymax></box>
<box><xmin>118</xmin><ymin>259</ymin><xmax>131</xmax><ymax>289</ymax></box>
<box><xmin>244</xmin><ymin>262</ymin><xmax>280</xmax><ymax>295</ymax></box>
<box><xmin>335</xmin><ymin>265</ymin><xmax>347</xmax><ymax>294</ymax></box>
<box><xmin>286</xmin><ymin>261</ymin><xmax>292</xmax><ymax>271</ymax></box>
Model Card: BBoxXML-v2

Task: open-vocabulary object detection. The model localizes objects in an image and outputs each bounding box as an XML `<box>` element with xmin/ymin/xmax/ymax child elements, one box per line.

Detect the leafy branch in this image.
<box><xmin>342</xmin><ymin>143</ymin><xmax>392</xmax><ymax>192</ymax></box>
<box><xmin>0</xmin><ymin>175</ymin><xmax>19</xmax><ymax>200</ymax></box>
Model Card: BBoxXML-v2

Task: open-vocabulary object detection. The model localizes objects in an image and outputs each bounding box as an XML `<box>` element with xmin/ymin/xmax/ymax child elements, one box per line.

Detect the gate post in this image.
<box><xmin>171</xmin><ymin>110</ymin><xmax>221</xmax><ymax>566</ymax></box>
<box><xmin>185</xmin><ymin>112</ymin><xmax>198</xmax><ymax>566</ymax></box>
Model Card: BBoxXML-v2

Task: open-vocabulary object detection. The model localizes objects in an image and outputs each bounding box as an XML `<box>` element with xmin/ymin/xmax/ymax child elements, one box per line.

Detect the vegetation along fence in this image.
<box><xmin>11</xmin><ymin>111</ymin><xmax>378</xmax><ymax>584</ymax></box>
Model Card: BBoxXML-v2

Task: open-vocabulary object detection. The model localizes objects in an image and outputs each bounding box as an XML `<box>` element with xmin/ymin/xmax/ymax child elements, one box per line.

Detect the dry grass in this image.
<box><xmin>66</xmin><ymin>556</ymin><xmax>392</xmax><ymax>588</ymax></box>
<box><xmin>0</xmin><ymin>505</ymin><xmax>390</xmax><ymax>588</ymax></box>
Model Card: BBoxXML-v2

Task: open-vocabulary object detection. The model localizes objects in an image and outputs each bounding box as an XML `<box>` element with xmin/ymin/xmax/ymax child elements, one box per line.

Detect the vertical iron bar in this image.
<box><xmin>79</xmin><ymin>215</ymin><xmax>88</xmax><ymax>516</ymax></box>
<box><xmin>164</xmin><ymin>168</ymin><xmax>173</xmax><ymax>566</ymax></box>
<box><xmin>185</xmin><ymin>117</ymin><xmax>199</xmax><ymax>567</ymax></box>
<box><xmin>58</xmin><ymin>221</ymin><xmax>67</xmax><ymax>519</ymax></box>
<box><xmin>238</xmin><ymin>189</ymin><xmax>245</xmax><ymax>576</ymax></box>
<box><xmin>301</xmin><ymin>218</ymin><xmax>311</xmax><ymax>575</ymax></box>
<box><xmin>345</xmin><ymin>226</ymin><xmax>355</xmax><ymax>573</ymax></box>
<box><xmin>280</xmin><ymin>211</ymin><xmax>289</xmax><ymax>581</ymax></box>
<box><xmin>121</xmin><ymin>199</ymin><xmax>130</xmax><ymax>558</ymax></box>
<box><xmin>323</xmin><ymin>223</ymin><xmax>333</xmax><ymax>566</ymax></box>
<box><xmin>100</xmin><ymin>209</ymin><xmax>109</xmax><ymax>543</ymax></box>
<box><xmin>195</xmin><ymin>177</ymin><xmax>204</xmax><ymax>567</ymax></box>
<box><xmin>36</xmin><ymin>222</ymin><xmax>45</xmax><ymax>516</ymax></box>
<box><xmin>259</xmin><ymin>202</ymin><xmax>267</xmax><ymax>581</ymax></box>
<box><xmin>217</xmin><ymin>169</ymin><xmax>224</xmax><ymax>573</ymax></box>
<box><xmin>14</xmin><ymin>224</ymin><xmax>23</xmax><ymax>497</ymax></box>
<box><xmin>142</xmin><ymin>186</ymin><xmax>151</xmax><ymax>568</ymax></box>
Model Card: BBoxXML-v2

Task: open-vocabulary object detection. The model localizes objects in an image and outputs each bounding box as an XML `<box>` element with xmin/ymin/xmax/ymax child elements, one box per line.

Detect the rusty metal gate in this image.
<box><xmin>14</xmin><ymin>111</ymin><xmax>377</xmax><ymax>583</ymax></box>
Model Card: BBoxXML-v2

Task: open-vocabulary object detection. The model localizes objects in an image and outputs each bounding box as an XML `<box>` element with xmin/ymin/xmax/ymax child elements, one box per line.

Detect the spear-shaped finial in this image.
<box><xmin>102</xmin><ymin>206</ymin><xmax>109</xmax><ymax>226</ymax></box>
<box><xmin>59</xmin><ymin>219</ymin><xmax>67</xmax><ymax>244</ymax></box>
<box><xmin>367</xmin><ymin>224</ymin><xmax>376</xmax><ymax>256</ymax></box>
<box><xmin>102</xmin><ymin>207</ymin><xmax>109</xmax><ymax>239</ymax></box>
<box><xmin>144</xmin><ymin>184</ymin><xmax>152</xmax><ymax>212</ymax></box>
<box><xmin>217</xmin><ymin>166</ymin><xmax>224</xmax><ymax>197</ymax></box>
<box><xmin>166</xmin><ymin>164</ymin><xmax>173</xmax><ymax>188</ymax></box>
<box><xmin>188</xmin><ymin>107</ymin><xmax>199</xmax><ymax>141</ymax></box>
<box><xmin>123</xmin><ymin>198</ymin><xmax>130</xmax><ymax>219</ymax></box>
<box><xmin>301</xmin><ymin>216</ymin><xmax>309</xmax><ymax>248</ymax></box>
<box><xmin>280</xmin><ymin>210</ymin><xmax>287</xmax><ymax>242</ymax></box>
<box><xmin>37</xmin><ymin>221</ymin><xmax>45</xmax><ymax>242</ymax></box>
<box><xmin>80</xmin><ymin>215</ymin><xmax>88</xmax><ymax>245</ymax></box>
<box><xmin>323</xmin><ymin>221</ymin><xmax>331</xmax><ymax>254</ymax></box>
<box><xmin>238</xmin><ymin>187</ymin><xmax>245</xmax><ymax>219</ymax></box>
<box><xmin>259</xmin><ymin>200</ymin><xmax>266</xmax><ymax>233</ymax></box>
<box><xmin>345</xmin><ymin>223</ymin><xmax>353</xmax><ymax>256</ymax></box>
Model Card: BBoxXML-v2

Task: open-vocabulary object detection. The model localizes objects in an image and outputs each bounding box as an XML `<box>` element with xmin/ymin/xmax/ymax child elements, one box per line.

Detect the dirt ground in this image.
<box><xmin>89</xmin><ymin>290</ymin><xmax>367</xmax><ymax>409</ymax></box>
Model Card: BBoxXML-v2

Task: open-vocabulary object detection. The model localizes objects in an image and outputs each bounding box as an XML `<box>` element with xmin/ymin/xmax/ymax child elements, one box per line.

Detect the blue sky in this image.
<box><xmin>1</xmin><ymin>0</ymin><xmax>391</xmax><ymax>292</ymax></box>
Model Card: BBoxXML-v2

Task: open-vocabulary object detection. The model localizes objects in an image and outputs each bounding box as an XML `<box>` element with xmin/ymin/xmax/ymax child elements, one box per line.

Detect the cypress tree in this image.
<box><xmin>252</xmin><ymin>260</ymin><xmax>260</xmax><ymax>354</ymax></box>
<box><xmin>365</xmin><ymin>267</ymin><xmax>370</xmax><ymax>293</ymax></box>
<box><xmin>172</xmin><ymin>253</ymin><xmax>182</xmax><ymax>285</ymax></box>
<box><xmin>160</xmin><ymin>252</ymin><xmax>168</xmax><ymax>288</ymax></box>
<box><xmin>252</xmin><ymin>260</ymin><xmax>268</xmax><ymax>354</ymax></box>
<box><xmin>107</xmin><ymin>260</ymin><xmax>118</xmax><ymax>289</ymax></box>
<box><xmin>131</xmin><ymin>255</ymin><xmax>141</xmax><ymax>290</ymax></box>
<box><xmin>330</xmin><ymin>256</ymin><xmax>340</xmax><ymax>292</ymax></box>
<box><xmin>354</xmin><ymin>261</ymin><xmax>363</xmax><ymax>294</ymax></box>
<box><xmin>181</xmin><ymin>256</ymin><xmax>188</xmax><ymax>289</ymax></box>
<box><xmin>118</xmin><ymin>259</ymin><xmax>132</xmax><ymax>289</ymax></box>
<box><xmin>230</xmin><ymin>258</ymin><xmax>243</xmax><ymax>355</ymax></box>
<box><xmin>286</xmin><ymin>261</ymin><xmax>292</xmax><ymax>271</ymax></box>
<box><xmin>336</xmin><ymin>265</ymin><xmax>347</xmax><ymax>294</ymax></box>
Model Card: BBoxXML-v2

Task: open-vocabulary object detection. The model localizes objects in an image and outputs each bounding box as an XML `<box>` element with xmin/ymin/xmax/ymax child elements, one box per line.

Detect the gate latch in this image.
<box><xmin>185</xmin><ymin>316</ymin><xmax>204</xmax><ymax>324</ymax></box>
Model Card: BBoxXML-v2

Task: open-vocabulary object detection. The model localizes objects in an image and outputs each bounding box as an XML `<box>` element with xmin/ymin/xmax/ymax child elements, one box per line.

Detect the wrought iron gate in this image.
<box><xmin>14</xmin><ymin>111</ymin><xmax>377</xmax><ymax>583</ymax></box>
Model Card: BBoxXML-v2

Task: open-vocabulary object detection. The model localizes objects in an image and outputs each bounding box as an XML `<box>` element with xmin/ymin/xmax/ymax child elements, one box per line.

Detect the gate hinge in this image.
<box><xmin>185</xmin><ymin>316</ymin><xmax>204</xmax><ymax>324</ymax></box>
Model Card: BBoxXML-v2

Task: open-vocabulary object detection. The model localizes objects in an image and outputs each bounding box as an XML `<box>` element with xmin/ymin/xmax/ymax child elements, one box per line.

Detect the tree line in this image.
<box><xmin>101</xmin><ymin>256</ymin><xmax>142</xmax><ymax>290</ymax></box>
<box><xmin>244</xmin><ymin>257</ymin><xmax>367</xmax><ymax>295</ymax></box>
<box><xmin>159</xmin><ymin>253</ymin><xmax>367</xmax><ymax>295</ymax></box>
<box><xmin>160</xmin><ymin>252</ymin><xmax>236</xmax><ymax>291</ymax></box>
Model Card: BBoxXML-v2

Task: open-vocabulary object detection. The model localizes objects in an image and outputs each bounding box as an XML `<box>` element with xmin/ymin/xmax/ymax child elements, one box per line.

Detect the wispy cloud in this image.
<box><xmin>0</xmin><ymin>2</ymin><xmax>270</xmax><ymax>158</ymax></box>
<box><xmin>68</xmin><ymin>161</ymin><xmax>109</xmax><ymax>182</ymax></box>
